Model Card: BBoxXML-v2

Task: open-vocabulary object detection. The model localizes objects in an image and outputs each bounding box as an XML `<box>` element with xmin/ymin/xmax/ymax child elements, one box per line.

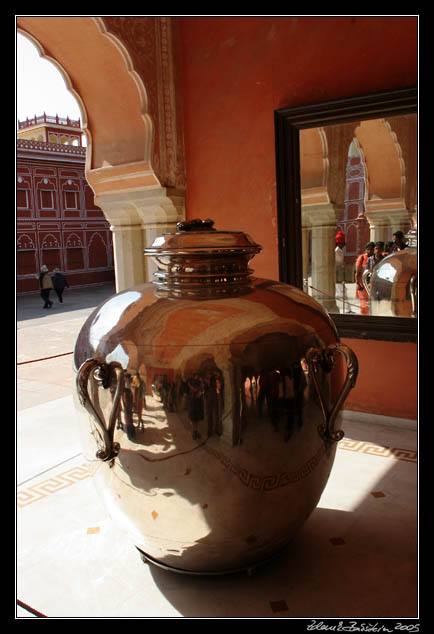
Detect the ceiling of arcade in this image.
<box><xmin>16</xmin><ymin>16</ymin><xmax>186</xmax><ymax>198</ymax></box>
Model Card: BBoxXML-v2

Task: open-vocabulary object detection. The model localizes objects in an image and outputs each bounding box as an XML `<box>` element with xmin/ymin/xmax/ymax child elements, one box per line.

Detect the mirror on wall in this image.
<box><xmin>274</xmin><ymin>87</ymin><xmax>417</xmax><ymax>342</ymax></box>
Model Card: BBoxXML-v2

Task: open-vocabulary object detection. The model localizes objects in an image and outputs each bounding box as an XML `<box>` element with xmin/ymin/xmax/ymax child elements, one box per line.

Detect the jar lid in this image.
<box><xmin>144</xmin><ymin>219</ymin><xmax>262</xmax><ymax>256</ymax></box>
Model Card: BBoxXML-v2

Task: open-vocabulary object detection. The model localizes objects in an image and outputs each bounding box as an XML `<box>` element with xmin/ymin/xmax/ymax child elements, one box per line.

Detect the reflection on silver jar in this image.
<box><xmin>364</xmin><ymin>229</ymin><xmax>417</xmax><ymax>318</ymax></box>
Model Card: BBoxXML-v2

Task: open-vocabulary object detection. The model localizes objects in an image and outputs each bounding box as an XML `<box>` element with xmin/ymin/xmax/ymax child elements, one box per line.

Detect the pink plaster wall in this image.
<box><xmin>178</xmin><ymin>16</ymin><xmax>418</xmax><ymax>420</ymax></box>
<box><xmin>179</xmin><ymin>15</ymin><xmax>417</xmax><ymax>280</ymax></box>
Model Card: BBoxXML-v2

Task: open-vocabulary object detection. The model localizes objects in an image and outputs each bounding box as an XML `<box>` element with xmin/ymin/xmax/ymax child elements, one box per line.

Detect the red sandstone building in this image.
<box><xmin>16</xmin><ymin>114</ymin><xmax>114</xmax><ymax>294</ymax></box>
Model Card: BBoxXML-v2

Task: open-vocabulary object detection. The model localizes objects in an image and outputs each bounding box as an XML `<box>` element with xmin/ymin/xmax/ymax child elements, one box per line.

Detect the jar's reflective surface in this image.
<box><xmin>367</xmin><ymin>230</ymin><xmax>417</xmax><ymax>317</ymax></box>
<box><xmin>74</xmin><ymin>220</ymin><xmax>358</xmax><ymax>574</ymax></box>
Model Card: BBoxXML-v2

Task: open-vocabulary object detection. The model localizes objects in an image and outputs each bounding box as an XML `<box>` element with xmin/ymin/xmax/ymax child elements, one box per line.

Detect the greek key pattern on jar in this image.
<box><xmin>338</xmin><ymin>439</ymin><xmax>417</xmax><ymax>463</ymax></box>
<box><xmin>202</xmin><ymin>443</ymin><xmax>327</xmax><ymax>491</ymax></box>
<box><xmin>17</xmin><ymin>464</ymin><xmax>91</xmax><ymax>508</ymax></box>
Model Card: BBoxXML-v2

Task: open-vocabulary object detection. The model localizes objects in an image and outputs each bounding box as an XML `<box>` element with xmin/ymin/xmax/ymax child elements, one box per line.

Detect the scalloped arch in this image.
<box><xmin>17</xmin><ymin>17</ymin><xmax>155</xmax><ymax>175</ymax></box>
<box><xmin>299</xmin><ymin>119</ymin><xmax>406</xmax><ymax>208</ymax></box>
<box><xmin>354</xmin><ymin>118</ymin><xmax>405</xmax><ymax>201</ymax></box>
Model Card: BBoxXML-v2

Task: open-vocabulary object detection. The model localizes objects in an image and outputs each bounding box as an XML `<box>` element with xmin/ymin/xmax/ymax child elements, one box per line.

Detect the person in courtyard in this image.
<box><xmin>51</xmin><ymin>268</ymin><xmax>69</xmax><ymax>303</ymax></box>
<box><xmin>366</xmin><ymin>241</ymin><xmax>385</xmax><ymax>273</ymax></box>
<box><xmin>364</xmin><ymin>241</ymin><xmax>385</xmax><ymax>289</ymax></box>
<box><xmin>39</xmin><ymin>265</ymin><xmax>53</xmax><ymax>309</ymax></box>
<box><xmin>384</xmin><ymin>241</ymin><xmax>394</xmax><ymax>256</ymax></box>
<box><xmin>335</xmin><ymin>230</ymin><xmax>346</xmax><ymax>283</ymax></box>
<box><xmin>392</xmin><ymin>230</ymin><xmax>408</xmax><ymax>252</ymax></box>
<box><xmin>355</xmin><ymin>242</ymin><xmax>375</xmax><ymax>315</ymax></box>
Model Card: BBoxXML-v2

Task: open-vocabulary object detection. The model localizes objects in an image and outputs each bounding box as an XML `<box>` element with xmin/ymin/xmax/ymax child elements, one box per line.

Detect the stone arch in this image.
<box><xmin>300</xmin><ymin>126</ymin><xmax>340</xmax><ymax>312</ymax></box>
<box><xmin>17</xmin><ymin>16</ymin><xmax>184</xmax><ymax>291</ymax></box>
<box><xmin>300</xmin><ymin>127</ymin><xmax>329</xmax><ymax>205</ymax></box>
<box><xmin>17</xmin><ymin>17</ymin><xmax>155</xmax><ymax>175</ymax></box>
<box><xmin>354</xmin><ymin>117</ymin><xmax>413</xmax><ymax>240</ymax></box>
<box><xmin>354</xmin><ymin>118</ymin><xmax>404</xmax><ymax>201</ymax></box>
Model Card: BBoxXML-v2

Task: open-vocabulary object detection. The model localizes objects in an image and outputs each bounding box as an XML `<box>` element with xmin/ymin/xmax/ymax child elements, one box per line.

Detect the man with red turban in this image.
<box><xmin>335</xmin><ymin>230</ymin><xmax>346</xmax><ymax>283</ymax></box>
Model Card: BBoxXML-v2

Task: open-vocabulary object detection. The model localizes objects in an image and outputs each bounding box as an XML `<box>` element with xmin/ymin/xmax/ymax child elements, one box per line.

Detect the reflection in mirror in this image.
<box><xmin>299</xmin><ymin>113</ymin><xmax>417</xmax><ymax>317</ymax></box>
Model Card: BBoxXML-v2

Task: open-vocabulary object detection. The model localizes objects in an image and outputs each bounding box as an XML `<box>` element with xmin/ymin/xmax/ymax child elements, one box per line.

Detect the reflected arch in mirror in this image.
<box><xmin>274</xmin><ymin>86</ymin><xmax>417</xmax><ymax>342</ymax></box>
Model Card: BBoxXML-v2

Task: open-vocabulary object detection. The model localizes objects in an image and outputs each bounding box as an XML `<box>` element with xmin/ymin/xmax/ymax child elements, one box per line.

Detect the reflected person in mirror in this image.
<box><xmin>384</xmin><ymin>241</ymin><xmax>394</xmax><ymax>256</ymax></box>
<box><xmin>334</xmin><ymin>230</ymin><xmax>346</xmax><ymax>283</ymax></box>
<box><xmin>364</xmin><ymin>242</ymin><xmax>385</xmax><ymax>290</ymax></box>
<box><xmin>392</xmin><ymin>230</ymin><xmax>408</xmax><ymax>252</ymax></box>
<box><xmin>355</xmin><ymin>242</ymin><xmax>375</xmax><ymax>315</ymax></box>
<box><xmin>366</xmin><ymin>242</ymin><xmax>385</xmax><ymax>272</ymax></box>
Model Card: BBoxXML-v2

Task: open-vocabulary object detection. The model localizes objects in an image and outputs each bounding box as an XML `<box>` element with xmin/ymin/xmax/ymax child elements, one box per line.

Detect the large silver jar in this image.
<box><xmin>73</xmin><ymin>219</ymin><xmax>358</xmax><ymax>575</ymax></box>
<box><xmin>364</xmin><ymin>230</ymin><xmax>417</xmax><ymax>317</ymax></box>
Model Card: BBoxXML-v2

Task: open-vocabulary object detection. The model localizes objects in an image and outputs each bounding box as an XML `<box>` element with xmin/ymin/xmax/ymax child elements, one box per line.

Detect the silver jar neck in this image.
<box><xmin>144</xmin><ymin>219</ymin><xmax>262</xmax><ymax>299</ymax></box>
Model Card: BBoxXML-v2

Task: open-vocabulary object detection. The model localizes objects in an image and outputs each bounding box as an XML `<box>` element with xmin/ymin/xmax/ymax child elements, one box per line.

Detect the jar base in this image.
<box><xmin>135</xmin><ymin>546</ymin><xmax>283</xmax><ymax>577</ymax></box>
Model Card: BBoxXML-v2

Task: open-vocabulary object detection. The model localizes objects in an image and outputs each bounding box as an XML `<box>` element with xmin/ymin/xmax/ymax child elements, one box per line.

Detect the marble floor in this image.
<box><xmin>16</xmin><ymin>285</ymin><xmax>419</xmax><ymax>620</ymax></box>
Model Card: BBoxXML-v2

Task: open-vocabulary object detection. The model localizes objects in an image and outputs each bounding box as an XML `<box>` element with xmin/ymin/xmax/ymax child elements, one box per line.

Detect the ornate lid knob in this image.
<box><xmin>176</xmin><ymin>218</ymin><xmax>215</xmax><ymax>232</ymax></box>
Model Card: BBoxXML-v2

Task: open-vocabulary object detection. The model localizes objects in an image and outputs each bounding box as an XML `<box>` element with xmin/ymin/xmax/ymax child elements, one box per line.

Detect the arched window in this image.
<box><xmin>88</xmin><ymin>232</ymin><xmax>108</xmax><ymax>268</ymax></box>
<box><xmin>17</xmin><ymin>234</ymin><xmax>37</xmax><ymax>276</ymax></box>
<box><xmin>65</xmin><ymin>233</ymin><xmax>84</xmax><ymax>270</ymax></box>
<box><xmin>41</xmin><ymin>233</ymin><xmax>61</xmax><ymax>269</ymax></box>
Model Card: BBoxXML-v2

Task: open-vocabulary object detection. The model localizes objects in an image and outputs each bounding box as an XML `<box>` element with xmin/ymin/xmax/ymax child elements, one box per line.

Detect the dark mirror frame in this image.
<box><xmin>274</xmin><ymin>86</ymin><xmax>417</xmax><ymax>342</ymax></box>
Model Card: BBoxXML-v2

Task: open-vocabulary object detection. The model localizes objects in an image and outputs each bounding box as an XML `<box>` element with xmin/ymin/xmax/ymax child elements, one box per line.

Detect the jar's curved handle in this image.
<box><xmin>409</xmin><ymin>273</ymin><xmax>417</xmax><ymax>317</ymax></box>
<box><xmin>305</xmin><ymin>343</ymin><xmax>358</xmax><ymax>443</ymax></box>
<box><xmin>361</xmin><ymin>268</ymin><xmax>371</xmax><ymax>295</ymax></box>
<box><xmin>76</xmin><ymin>358</ymin><xmax>125</xmax><ymax>462</ymax></box>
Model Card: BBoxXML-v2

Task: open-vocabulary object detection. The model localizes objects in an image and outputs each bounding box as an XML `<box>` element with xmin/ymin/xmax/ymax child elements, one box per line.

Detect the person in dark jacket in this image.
<box><xmin>39</xmin><ymin>265</ymin><xmax>53</xmax><ymax>308</ymax></box>
<box><xmin>392</xmin><ymin>231</ymin><xmax>408</xmax><ymax>252</ymax></box>
<box><xmin>52</xmin><ymin>268</ymin><xmax>69</xmax><ymax>303</ymax></box>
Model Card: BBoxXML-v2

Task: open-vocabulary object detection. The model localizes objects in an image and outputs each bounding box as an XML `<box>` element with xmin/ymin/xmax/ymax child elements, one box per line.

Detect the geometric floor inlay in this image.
<box><xmin>17</xmin><ymin>437</ymin><xmax>416</xmax><ymax>508</ymax></box>
<box><xmin>338</xmin><ymin>438</ymin><xmax>417</xmax><ymax>463</ymax></box>
<box><xmin>17</xmin><ymin>464</ymin><xmax>91</xmax><ymax>508</ymax></box>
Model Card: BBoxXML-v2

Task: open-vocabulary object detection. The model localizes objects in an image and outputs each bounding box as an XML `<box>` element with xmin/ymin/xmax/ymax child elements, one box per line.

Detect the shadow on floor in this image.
<box><xmin>141</xmin><ymin>460</ymin><xmax>417</xmax><ymax>619</ymax></box>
